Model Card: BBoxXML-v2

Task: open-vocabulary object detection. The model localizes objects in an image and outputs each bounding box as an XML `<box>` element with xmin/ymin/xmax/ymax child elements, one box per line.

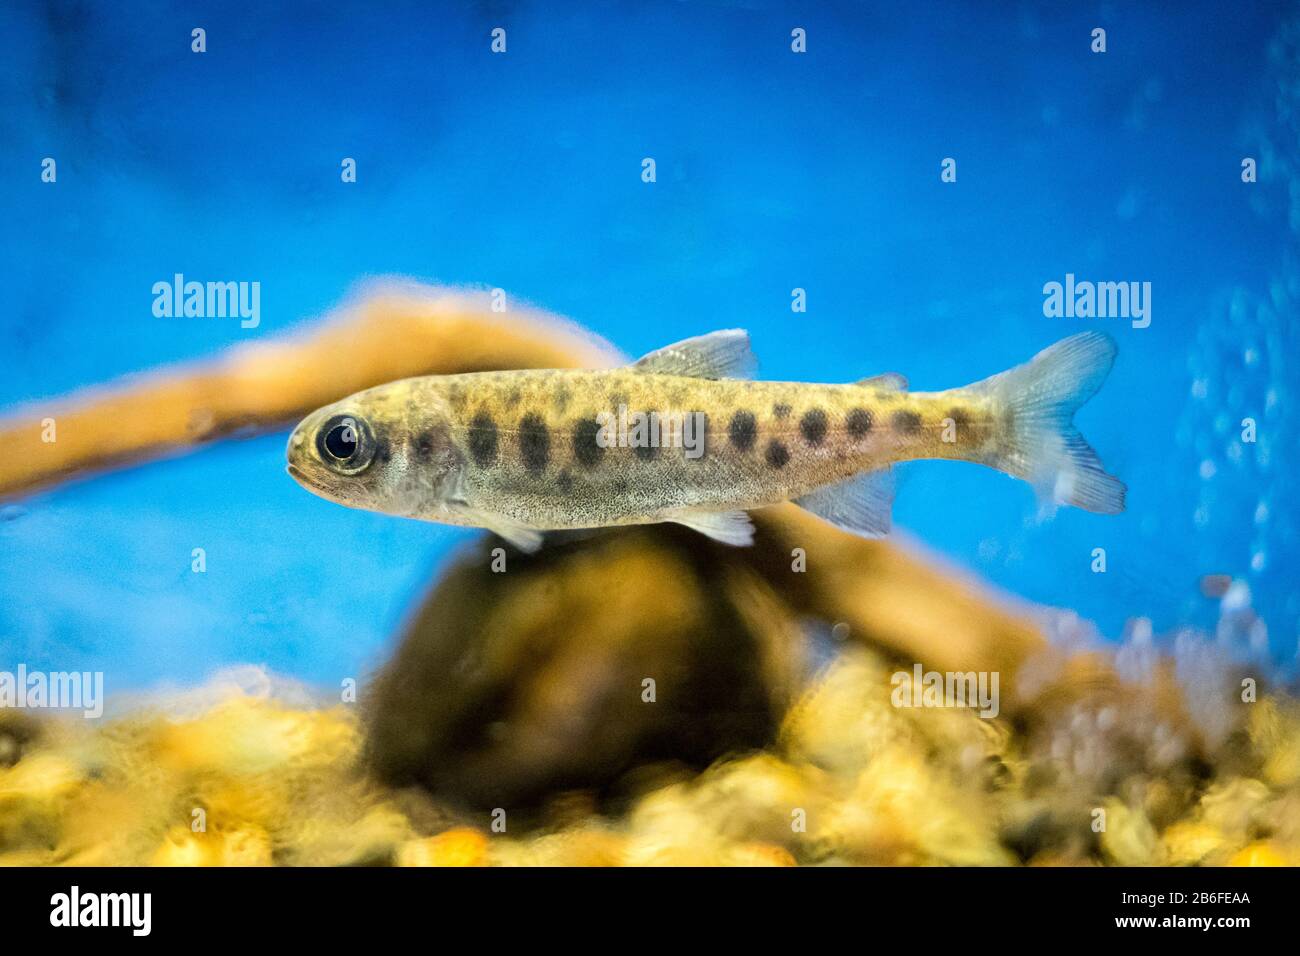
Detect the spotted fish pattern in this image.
<box><xmin>287</xmin><ymin>330</ymin><xmax>1125</xmax><ymax>551</ymax></box>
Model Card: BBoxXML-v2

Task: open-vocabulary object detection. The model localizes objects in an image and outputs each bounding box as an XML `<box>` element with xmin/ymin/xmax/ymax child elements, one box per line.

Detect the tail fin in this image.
<box><xmin>971</xmin><ymin>332</ymin><xmax>1125</xmax><ymax>514</ymax></box>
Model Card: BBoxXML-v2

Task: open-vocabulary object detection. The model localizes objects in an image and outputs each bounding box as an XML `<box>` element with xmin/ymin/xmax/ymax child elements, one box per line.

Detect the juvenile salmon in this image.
<box><xmin>286</xmin><ymin>330</ymin><xmax>1125</xmax><ymax>550</ymax></box>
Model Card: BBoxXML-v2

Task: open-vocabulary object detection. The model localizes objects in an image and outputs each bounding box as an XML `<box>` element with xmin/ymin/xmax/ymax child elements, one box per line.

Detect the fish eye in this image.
<box><xmin>316</xmin><ymin>414</ymin><xmax>375</xmax><ymax>473</ymax></box>
<box><xmin>324</xmin><ymin>422</ymin><xmax>357</xmax><ymax>459</ymax></box>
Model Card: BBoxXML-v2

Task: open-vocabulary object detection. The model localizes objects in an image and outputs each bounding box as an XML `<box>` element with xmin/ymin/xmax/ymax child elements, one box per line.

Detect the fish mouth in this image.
<box><xmin>287</xmin><ymin>461</ymin><xmax>343</xmax><ymax>500</ymax></box>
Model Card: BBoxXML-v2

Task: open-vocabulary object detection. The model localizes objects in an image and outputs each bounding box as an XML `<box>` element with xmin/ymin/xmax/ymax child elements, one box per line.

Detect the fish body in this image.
<box><xmin>287</xmin><ymin>330</ymin><xmax>1124</xmax><ymax>550</ymax></box>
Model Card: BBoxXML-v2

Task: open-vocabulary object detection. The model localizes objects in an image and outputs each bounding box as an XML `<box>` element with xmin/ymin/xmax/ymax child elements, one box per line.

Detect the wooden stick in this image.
<box><xmin>748</xmin><ymin>505</ymin><xmax>1197</xmax><ymax>733</ymax></box>
<box><xmin>0</xmin><ymin>281</ymin><xmax>621</xmax><ymax>501</ymax></box>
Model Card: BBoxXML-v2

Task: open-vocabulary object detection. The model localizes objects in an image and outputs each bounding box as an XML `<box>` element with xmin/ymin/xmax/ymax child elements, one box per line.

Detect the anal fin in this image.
<box><xmin>794</xmin><ymin>469</ymin><xmax>894</xmax><ymax>537</ymax></box>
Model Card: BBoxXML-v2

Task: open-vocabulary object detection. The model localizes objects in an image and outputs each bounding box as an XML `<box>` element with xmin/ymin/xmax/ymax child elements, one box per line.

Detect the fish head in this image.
<box><xmin>286</xmin><ymin>381</ymin><xmax>464</xmax><ymax>519</ymax></box>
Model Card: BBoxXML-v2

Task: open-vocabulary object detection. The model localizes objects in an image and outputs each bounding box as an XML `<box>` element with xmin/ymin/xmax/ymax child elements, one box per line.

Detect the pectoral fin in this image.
<box><xmin>481</xmin><ymin>518</ymin><xmax>544</xmax><ymax>553</ymax></box>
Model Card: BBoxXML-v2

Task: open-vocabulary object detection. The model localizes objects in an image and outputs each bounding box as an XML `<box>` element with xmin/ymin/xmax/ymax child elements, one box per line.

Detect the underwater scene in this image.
<box><xmin>2</xmin><ymin>0</ymin><xmax>1299</xmax><ymax>880</ymax></box>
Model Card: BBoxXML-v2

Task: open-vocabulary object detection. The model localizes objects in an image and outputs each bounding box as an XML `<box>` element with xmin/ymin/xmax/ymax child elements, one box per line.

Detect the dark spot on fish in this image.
<box><xmin>519</xmin><ymin>413</ymin><xmax>550</xmax><ymax>475</ymax></box>
<box><xmin>414</xmin><ymin>432</ymin><xmax>435</xmax><ymax>462</ymax></box>
<box><xmin>728</xmin><ymin>410</ymin><xmax>757</xmax><ymax>452</ymax></box>
<box><xmin>891</xmin><ymin>409</ymin><xmax>922</xmax><ymax>435</ymax></box>
<box><xmin>634</xmin><ymin>412</ymin><xmax>660</xmax><ymax>461</ymax></box>
<box><xmin>373</xmin><ymin>433</ymin><xmax>392</xmax><ymax>464</ymax></box>
<box><xmin>448</xmin><ymin>385</ymin><xmax>466</xmax><ymax>409</ymax></box>
<box><xmin>945</xmin><ymin>407</ymin><xmax>970</xmax><ymax>443</ymax></box>
<box><xmin>504</xmin><ymin>387</ymin><xmax>522</xmax><ymax>408</ymax></box>
<box><xmin>468</xmin><ymin>411</ymin><xmax>498</xmax><ymax>468</ymax></box>
<box><xmin>612</xmin><ymin>477</ymin><xmax>629</xmax><ymax>494</ymax></box>
<box><xmin>773</xmin><ymin>403</ymin><xmax>792</xmax><ymax>420</ymax></box>
<box><xmin>573</xmin><ymin>417</ymin><xmax>605</xmax><ymax>467</ymax></box>
<box><xmin>799</xmin><ymin>408</ymin><xmax>828</xmax><ymax>446</ymax></box>
<box><xmin>846</xmin><ymin>408</ymin><xmax>873</xmax><ymax>438</ymax></box>
<box><xmin>765</xmin><ymin>439</ymin><xmax>790</xmax><ymax>469</ymax></box>
<box><xmin>556</xmin><ymin>469</ymin><xmax>574</xmax><ymax>493</ymax></box>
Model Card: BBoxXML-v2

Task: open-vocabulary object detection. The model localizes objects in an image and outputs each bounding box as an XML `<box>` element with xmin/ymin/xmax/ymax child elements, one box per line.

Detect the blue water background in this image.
<box><xmin>1</xmin><ymin>0</ymin><xmax>1296</xmax><ymax>691</ymax></box>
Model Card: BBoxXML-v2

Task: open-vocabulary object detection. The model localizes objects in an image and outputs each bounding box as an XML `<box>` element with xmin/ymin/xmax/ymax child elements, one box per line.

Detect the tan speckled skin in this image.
<box><xmin>286</xmin><ymin>367</ymin><xmax>1001</xmax><ymax>532</ymax></box>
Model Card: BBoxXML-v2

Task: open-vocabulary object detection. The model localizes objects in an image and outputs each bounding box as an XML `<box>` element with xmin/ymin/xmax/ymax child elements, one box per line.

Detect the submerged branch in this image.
<box><xmin>0</xmin><ymin>282</ymin><xmax>620</xmax><ymax>501</ymax></box>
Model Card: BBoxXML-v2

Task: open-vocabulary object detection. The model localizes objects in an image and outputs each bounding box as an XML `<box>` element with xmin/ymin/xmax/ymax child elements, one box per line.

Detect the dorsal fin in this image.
<box><xmin>857</xmin><ymin>372</ymin><xmax>908</xmax><ymax>391</ymax></box>
<box><xmin>632</xmin><ymin>329</ymin><xmax>757</xmax><ymax>379</ymax></box>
